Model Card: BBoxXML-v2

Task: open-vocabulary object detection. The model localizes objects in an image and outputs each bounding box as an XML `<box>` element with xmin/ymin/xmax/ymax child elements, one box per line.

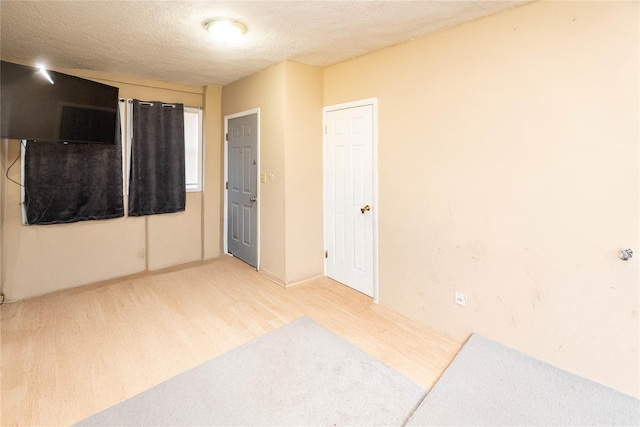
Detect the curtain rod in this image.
<box><xmin>119</xmin><ymin>98</ymin><xmax>202</xmax><ymax>110</ymax></box>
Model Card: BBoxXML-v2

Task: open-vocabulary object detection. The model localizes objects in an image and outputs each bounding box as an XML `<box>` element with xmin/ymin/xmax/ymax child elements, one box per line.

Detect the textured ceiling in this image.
<box><xmin>0</xmin><ymin>1</ymin><xmax>532</xmax><ymax>87</ymax></box>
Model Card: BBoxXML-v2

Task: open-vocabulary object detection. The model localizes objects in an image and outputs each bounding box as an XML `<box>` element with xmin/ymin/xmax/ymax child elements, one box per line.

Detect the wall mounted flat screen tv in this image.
<box><xmin>1</xmin><ymin>60</ymin><xmax>119</xmax><ymax>144</ymax></box>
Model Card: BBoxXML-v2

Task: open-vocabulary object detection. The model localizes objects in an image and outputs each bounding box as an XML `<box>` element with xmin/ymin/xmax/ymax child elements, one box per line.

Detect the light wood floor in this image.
<box><xmin>1</xmin><ymin>256</ymin><xmax>462</xmax><ymax>426</ymax></box>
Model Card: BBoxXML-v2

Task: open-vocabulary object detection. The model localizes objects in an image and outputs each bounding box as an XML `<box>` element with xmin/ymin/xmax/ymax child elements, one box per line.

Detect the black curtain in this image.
<box><xmin>128</xmin><ymin>100</ymin><xmax>185</xmax><ymax>216</ymax></box>
<box><xmin>24</xmin><ymin>113</ymin><xmax>124</xmax><ymax>225</ymax></box>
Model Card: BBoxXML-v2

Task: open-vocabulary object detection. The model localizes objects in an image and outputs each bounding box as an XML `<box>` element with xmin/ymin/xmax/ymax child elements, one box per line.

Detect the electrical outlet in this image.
<box><xmin>455</xmin><ymin>291</ymin><xmax>467</xmax><ymax>306</ymax></box>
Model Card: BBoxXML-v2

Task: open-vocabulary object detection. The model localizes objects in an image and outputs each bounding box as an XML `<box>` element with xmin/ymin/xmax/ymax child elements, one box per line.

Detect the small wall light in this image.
<box><xmin>204</xmin><ymin>19</ymin><xmax>246</xmax><ymax>43</ymax></box>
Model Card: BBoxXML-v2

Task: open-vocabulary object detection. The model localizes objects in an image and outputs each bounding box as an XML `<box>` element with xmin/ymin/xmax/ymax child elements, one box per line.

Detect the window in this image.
<box><xmin>126</xmin><ymin>102</ymin><xmax>203</xmax><ymax>193</ymax></box>
<box><xmin>19</xmin><ymin>103</ymin><xmax>126</xmax><ymax>225</ymax></box>
<box><xmin>22</xmin><ymin>138</ymin><xmax>125</xmax><ymax>224</ymax></box>
<box><xmin>17</xmin><ymin>101</ymin><xmax>203</xmax><ymax>224</ymax></box>
<box><xmin>128</xmin><ymin>100</ymin><xmax>185</xmax><ymax>216</ymax></box>
<box><xmin>184</xmin><ymin>107</ymin><xmax>203</xmax><ymax>192</ymax></box>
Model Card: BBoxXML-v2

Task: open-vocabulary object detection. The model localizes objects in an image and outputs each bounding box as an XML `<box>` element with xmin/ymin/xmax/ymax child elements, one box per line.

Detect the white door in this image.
<box><xmin>227</xmin><ymin>113</ymin><xmax>258</xmax><ymax>267</ymax></box>
<box><xmin>324</xmin><ymin>102</ymin><xmax>376</xmax><ymax>297</ymax></box>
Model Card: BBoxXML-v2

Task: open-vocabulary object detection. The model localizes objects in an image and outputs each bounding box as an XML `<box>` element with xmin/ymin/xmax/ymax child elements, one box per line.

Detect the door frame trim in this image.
<box><xmin>322</xmin><ymin>98</ymin><xmax>379</xmax><ymax>303</ymax></box>
<box><xmin>223</xmin><ymin>108</ymin><xmax>261</xmax><ymax>270</ymax></box>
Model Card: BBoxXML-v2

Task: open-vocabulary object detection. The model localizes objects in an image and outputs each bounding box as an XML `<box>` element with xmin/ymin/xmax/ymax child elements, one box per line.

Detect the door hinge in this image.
<box><xmin>324</xmin><ymin>125</ymin><xmax>327</xmax><ymax>135</ymax></box>
<box><xmin>325</xmin><ymin>250</ymin><xmax>328</xmax><ymax>259</ymax></box>
<box><xmin>225</xmin><ymin>133</ymin><xmax>228</xmax><ymax>141</ymax></box>
<box><xmin>225</xmin><ymin>182</ymin><xmax>228</xmax><ymax>190</ymax></box>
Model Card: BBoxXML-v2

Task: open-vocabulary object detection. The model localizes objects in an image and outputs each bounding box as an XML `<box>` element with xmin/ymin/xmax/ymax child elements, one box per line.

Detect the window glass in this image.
<box><xmin>184</xmin><ymin>108</ymin><xmax>202</xmax><ymax>191</ymax></box>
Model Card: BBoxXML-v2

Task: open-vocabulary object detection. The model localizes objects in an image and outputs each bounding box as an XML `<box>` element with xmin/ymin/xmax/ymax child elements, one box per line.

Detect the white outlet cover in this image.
<box><xmin>455</xmin><ymin>291</ymin><xmax>467</xmax><ymax>306</ymax></box>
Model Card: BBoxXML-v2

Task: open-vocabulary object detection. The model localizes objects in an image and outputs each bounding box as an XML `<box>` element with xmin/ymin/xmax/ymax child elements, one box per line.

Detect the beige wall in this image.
<box><xmin>284</xmin><ymin>62</ymin><xmax>324</xmax><ymax>284</ymax></box>
<box><xmin>0</xmin><ymin>68</ymin><xmax>218</xmax><ymax>301</ymax></box>
<box><xmin>203</xmin><ymin>85</ymin><xmax>223</xmax><ymax>260</ymax></box>
<box><xmin>147</xmin><ymin>193</ymin><xmax>202</xmax><ymax>270</ymax></box>
<box><xmin>324</xmin><ymin>1</ymin><xmax>639</xmax><ymax>397</ymax></box>
<box><xmin>222</xmin><ymin>63</ymin><xmax>287</xmax><ymax>282</ymax></box>
<box><xmin>221</xmin><ymin>61</ymin><xmax>324</xmax><ymax>285</ymax></box>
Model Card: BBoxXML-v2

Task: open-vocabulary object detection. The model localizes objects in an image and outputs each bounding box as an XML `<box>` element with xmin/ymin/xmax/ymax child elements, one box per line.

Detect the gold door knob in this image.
<box><xmin>360</xmin><ymin>204</ymin><xmax>371</xmax><ymax>214</ymax></box>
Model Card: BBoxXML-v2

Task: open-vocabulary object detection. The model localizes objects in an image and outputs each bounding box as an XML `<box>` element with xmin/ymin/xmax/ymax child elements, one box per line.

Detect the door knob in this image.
<box><xmin>360</xmin><ymin>204</ymin><xmax>371</xmax><ymax>214</ymax></box>
<box><xmin>249</xmin><ymin>196</ymin><xmax>257</xmax><ymax>202</ymax></box>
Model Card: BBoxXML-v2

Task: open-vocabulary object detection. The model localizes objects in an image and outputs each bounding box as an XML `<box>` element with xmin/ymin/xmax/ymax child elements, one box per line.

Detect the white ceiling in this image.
<box><xmin>0</xmin><ymin>1</ymin><xmax>532</xmax><ymax>87</ymax></box>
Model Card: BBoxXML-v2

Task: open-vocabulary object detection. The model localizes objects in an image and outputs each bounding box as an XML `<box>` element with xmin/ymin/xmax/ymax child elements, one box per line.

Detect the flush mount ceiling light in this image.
<box><xmin>204</xmin><ymin>19</ymin><xmax>246</xmax><ymax>43</ymax></box>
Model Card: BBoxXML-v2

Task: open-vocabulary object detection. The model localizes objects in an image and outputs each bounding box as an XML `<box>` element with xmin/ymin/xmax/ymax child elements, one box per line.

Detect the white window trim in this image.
<box><xmin>184</xmin><ymin>106</ymin><xmax>203</xmax><ymax>193</ymax></box>
<box><xmin>122</xmin><ymin>100</ymin><xmax>129</xmax><ymax>196</ymax></box>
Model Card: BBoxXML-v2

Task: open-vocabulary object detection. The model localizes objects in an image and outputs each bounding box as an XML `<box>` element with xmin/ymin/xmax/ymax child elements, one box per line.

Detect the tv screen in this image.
<box><xmin>0</xmin><ymin>60</ymin><xmax>119</xmax><ymax>144</ymax></box>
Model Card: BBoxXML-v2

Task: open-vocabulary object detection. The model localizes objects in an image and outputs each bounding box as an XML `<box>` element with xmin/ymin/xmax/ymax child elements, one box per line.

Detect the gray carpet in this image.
<box><xmin>75</xmin><ymin>317</ymin><xmax>426</xmax><ymax>426</ymax></box>
<box><xmin>406</xmin><ymin>333</ymin><xmax>640</xmax><ymax>426</ymax></box>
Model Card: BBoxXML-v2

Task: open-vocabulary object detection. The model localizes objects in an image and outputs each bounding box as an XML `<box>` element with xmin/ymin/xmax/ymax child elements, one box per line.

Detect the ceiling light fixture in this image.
<box><xmin>204</xmin><ymin>19</ymin><xmax>246</xmax><ymax>43</ymax></box>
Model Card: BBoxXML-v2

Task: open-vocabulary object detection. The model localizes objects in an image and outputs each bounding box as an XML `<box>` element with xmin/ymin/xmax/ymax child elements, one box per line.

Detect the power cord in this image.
<box><xmin>4</xmin><ymin>140</ymin><xmax>40</xmax><ymax>223</ymax></box>
<box><xmin>4</xmin><ymin>139</ymin><xmax>25</xmax><ymax>187</ymax></box>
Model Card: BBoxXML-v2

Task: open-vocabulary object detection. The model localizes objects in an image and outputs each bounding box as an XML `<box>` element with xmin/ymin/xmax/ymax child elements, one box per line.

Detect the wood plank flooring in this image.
<box><xmin>1</xmin><ymin>256</ymin><xmax>462</xmax><ymax>426</ymax></box>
